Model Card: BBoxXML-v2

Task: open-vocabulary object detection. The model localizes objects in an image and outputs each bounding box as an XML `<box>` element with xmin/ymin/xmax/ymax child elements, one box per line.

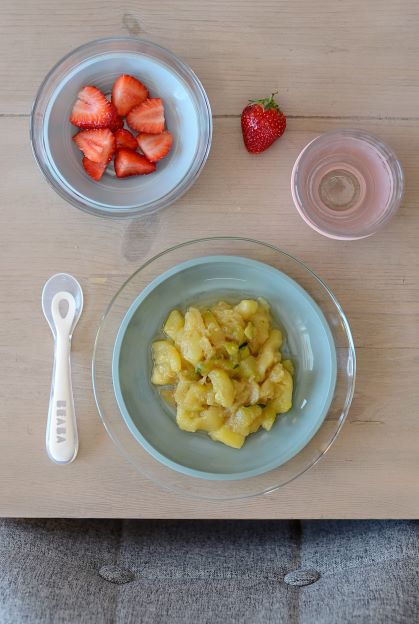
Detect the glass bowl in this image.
<box><xmin>291</xmin><ymin>129</ymin><xmax>404</xmax><ymax>239</ymax></box>
<box><xmin>30</xmin><ymin>37</ymin><xmax>212</xmax><ymax>218</ymax></box>
<box><xmin>93</xmin><ymin>238</ymin><xmax>356</xmax><ymax>500</ymax></box>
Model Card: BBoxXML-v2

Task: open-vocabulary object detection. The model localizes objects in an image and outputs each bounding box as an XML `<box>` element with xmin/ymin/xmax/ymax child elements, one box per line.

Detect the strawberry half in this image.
<box><xmin>108</xmin><ymin>104</ymin><xmax>124</xmax><ymax>131</ymax></box>
<box><xmin>73</xmin><ymin>128</ymin><xmax>116</xmax><ymax>164</ymax></box>
<box><xmin>126</xmin><ymin>98</ymin><xmax>165</xmax><ymax>134</ymax></box>
<box><xmin>114</xmin><ymin>128</ymin><xmax>138</xmax><ymax>151</ymax></box>
<box><xmin>82</xmin><ymin>157</ymin><xmax>107</xmax><ymax>181</ymax></box>
<box><xmin>112</xmin><ymin>74</ymin><xmax>149</xmax><ymax>117</ymax></box>
<box><xmin>136</xmin><ymin>131</ymin><xmax>173</xmax><ymax>162</ymax></box>
<box><xmin>114</xmin><ymin>148</ymin><xmax>156</xmax><ymax>177</ymax></box>
<box><xmin>70</xmin><ymin>86</ymin><xmax>113</xmax><ymax>129</ymax></box>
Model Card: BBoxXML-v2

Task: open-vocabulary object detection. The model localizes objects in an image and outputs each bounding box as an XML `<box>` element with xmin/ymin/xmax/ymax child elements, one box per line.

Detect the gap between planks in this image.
<box><xmin>3</xmin><ymin>113</ymin><xmax>419</xmax><ymax>121</ymax></box>
<box><xmin>214</xmin><ymin>114</ymin><xmax>419</xmax><ymax>121</ymax></box>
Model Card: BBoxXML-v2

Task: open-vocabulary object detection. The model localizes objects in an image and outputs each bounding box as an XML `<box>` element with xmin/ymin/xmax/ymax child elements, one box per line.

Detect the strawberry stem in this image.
<box><xmin>248</xmin><ymin>92</ymin><xmax>280</xmax><ymax>111</ymax></box>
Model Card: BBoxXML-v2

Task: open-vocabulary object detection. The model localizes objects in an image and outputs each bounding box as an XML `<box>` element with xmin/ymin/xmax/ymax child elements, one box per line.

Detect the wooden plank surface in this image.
<box><xmin>1</xmin><ymin>1</ymin><xmax>419</xmax><ymax>517</ymax></box>
<box><xmin>1</xmin><ymin>0</ymin><xmax>419</xmax><ymax>117</ymax></box>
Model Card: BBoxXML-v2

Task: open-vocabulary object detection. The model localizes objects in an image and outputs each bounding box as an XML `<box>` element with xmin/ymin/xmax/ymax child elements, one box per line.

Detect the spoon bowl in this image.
<box><xmin>42</xmin><ymin>273</ymin><xmax>83</xmax><ymax>337</ymax></box>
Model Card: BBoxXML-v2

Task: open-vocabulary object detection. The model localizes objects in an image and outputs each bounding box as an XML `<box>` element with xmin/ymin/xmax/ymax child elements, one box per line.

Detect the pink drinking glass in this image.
<box><xmin>291</xmin><ymin>129</ymin><xmax>404</xmax><ymax>240</ymax></box>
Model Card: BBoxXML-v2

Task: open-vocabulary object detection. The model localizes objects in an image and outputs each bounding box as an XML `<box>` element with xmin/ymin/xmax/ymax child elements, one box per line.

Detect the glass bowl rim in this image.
<box><xmin>92</xmin><ymin>236</ymin><xmax>357</xmax><ymax>499</ymax></box>
<box><xmin>30</xmin><ymin>36</ymin><xmax>213</xmax><ymax>219</ymax></box>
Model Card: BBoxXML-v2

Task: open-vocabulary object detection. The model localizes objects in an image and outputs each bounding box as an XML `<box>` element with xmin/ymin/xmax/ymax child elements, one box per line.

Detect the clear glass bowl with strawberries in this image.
<box><xmin>30</xmin><ymin>37</ymin><xmax>212</xmax><ymax>218</ymax></box>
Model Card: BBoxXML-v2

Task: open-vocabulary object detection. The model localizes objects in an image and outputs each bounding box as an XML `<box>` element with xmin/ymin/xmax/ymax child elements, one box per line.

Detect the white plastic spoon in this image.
<box><xmin>42</xmin><ymin>273</ymin><xmax>83</xmax><ymax>464</ymax></box>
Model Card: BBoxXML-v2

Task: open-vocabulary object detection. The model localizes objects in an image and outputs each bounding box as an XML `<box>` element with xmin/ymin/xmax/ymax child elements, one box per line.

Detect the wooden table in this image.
<box><xmin>1</xmin><ymin>0</ymin><xmax>419</xmax><ymax>518</ymax></box>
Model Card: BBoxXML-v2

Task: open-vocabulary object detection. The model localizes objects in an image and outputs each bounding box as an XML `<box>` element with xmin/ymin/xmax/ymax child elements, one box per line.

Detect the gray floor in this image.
<box><xmin>0</xmin><ymin>519</ymin><xmax>418</xmax><ymax>623</ymax></box>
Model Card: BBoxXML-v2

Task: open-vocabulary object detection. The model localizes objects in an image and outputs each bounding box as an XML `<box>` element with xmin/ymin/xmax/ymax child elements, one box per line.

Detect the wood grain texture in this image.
<box><xmin>1</xmin><ymin>0</ymin><xmax>419</xmax><ymax>518</ymax></box>
<box><xmin>1</xmin><ymin>0</ymin><xmax>419</xmax><ymax>117</ymax></box>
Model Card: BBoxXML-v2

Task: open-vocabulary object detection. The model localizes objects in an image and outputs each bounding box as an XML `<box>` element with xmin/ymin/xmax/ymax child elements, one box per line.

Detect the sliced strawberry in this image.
<box><xmin>136</xmin><ymin>131</ymin><xmax>173</xmax><ymax>162</ymax></box>
<box><xmin>114</xmin><ymin>128</ymin><xmax>138</xmax><ymax>151</ymax></box>
<box><xmin>108</xmin><ymin>104</ymin><xmax>124</xmax><ymax>131</ymax></box>
<box><xmin>112</xmin><ymin>74</ymin><xmax>149</xmax><ymax>117</ymax></box>
<box><xmin>114</xmin><ymin>148</ymin><xmax>156</xmax><ymax>177</ymax></box>
<box><xmin>126</xmin><ymin>98</ymin><xmax>165</xmax><ymax>134</ymax></box>
<box><xmin>70</xmin><ymin>86</ymin><xmax>113</xmax><ymax>129</ymax></box>
<box><xmin>82</xmin><ymin>157</ymin><xmax>107</xmax><ymax>181</ymax></box>
<box><xmin>73</xmin><ymin>128</ymin><xmax>116</xmax><ymax>164</ymax></box>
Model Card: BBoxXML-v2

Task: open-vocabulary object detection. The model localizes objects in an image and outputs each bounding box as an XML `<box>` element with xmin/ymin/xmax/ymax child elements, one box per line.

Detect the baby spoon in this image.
<box><xmin>42</xmin><ymin>273</ymin><xmax>83</xmax><ymax>464</ymax></box>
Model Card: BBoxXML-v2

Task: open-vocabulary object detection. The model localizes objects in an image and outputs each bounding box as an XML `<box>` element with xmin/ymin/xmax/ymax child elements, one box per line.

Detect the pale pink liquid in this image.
<box><xmin>291</xmin><ymin>130</ymin><xmax>403</xmax><ymax>239</ymax></box>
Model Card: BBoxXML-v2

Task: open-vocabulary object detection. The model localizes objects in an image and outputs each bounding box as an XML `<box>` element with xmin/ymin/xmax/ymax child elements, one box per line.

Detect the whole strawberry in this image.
<box><xmin>241</xmin><ymin>92</ymin><xmax>286</xmax><ymax>153</ymax></box>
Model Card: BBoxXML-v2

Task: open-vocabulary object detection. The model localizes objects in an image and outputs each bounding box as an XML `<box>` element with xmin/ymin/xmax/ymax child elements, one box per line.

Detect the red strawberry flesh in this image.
<box><xmin>82</xmin><ymin>157</ymin><xmax>107</xmax><ymax>181</ymax></box>
<box><xmin>114</xmin><ymin>148</ymin><xmax>156</xmax><ymax>177</ymax></box>
<box><xmin>70</xmin><ymin>86</ymin><xmax>113</xmax><ymax>129</ymax></box>
<box><xmin>112</xmin><ymin>74</ymin><xmax>149</xmax><ymax>117</ymax></box>
<box><xmin>114</xmin><ymin>128</ymin><xmax>139</xmax><ymax>151</ymax></box>
<box><xmin>108</xmin><ymin>104</ymin><xmax>124</xmax><ymax>131</ymax></box>
<box><xmin>136</xmin><ymin>131</ymin><xmax>173</xmax><ymax>162</ymax></box>
<box><xmin>126</xmin><ymin>98</ymin><xmax>165</xmax><ymax>134</ymax></box>
<box><xmin>73</xmin><ymin>128</ymin><xmax>116</xmax><ymax>163</ymax></box>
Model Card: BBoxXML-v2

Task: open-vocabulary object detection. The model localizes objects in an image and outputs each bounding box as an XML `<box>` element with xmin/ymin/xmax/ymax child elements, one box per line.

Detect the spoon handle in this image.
<box><xmin>46</xmin><ymin>333</ymin><xmax>78</xmax><ymax>464</ymax></box>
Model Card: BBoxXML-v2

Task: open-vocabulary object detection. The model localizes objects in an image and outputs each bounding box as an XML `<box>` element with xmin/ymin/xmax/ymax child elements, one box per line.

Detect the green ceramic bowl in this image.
<box><xmin>112</xmin><ymin>255</ymin><xmax>337</xmax><ymax>480</ymax></box>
